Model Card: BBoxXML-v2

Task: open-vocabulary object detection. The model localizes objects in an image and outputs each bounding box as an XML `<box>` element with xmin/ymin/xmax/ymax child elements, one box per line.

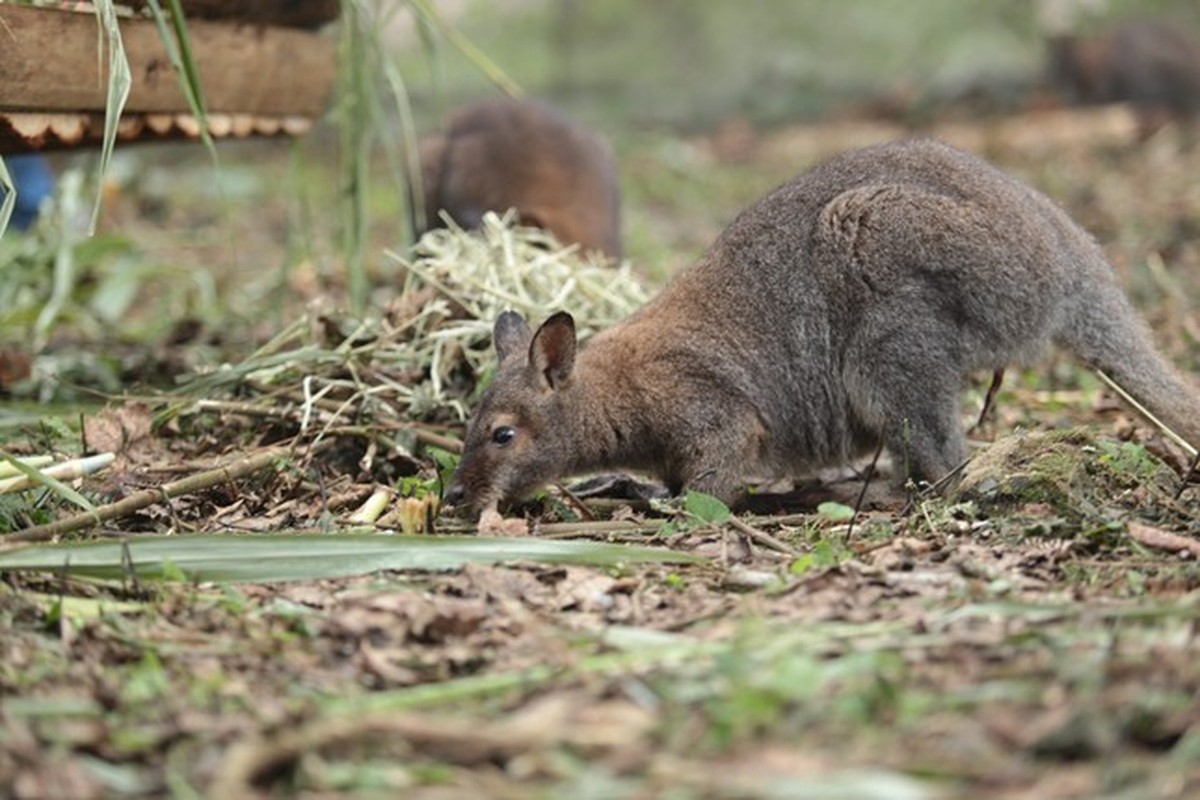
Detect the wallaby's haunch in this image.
<box><xmin>445</xmin><ymin>138</ymin><xmax>1200</xmax><ymax>516</ymax></box>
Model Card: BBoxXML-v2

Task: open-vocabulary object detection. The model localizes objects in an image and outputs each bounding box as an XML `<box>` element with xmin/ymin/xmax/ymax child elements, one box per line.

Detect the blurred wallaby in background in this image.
<box><xmin>414</xmin><ymin>97</ymin><xmax>622</xmax><ymax>259</ymax></box>
<box><xmin>446</xmin><ymin>138</ymin><xmax>1200</xmax><ymax>517</ymax></box>
<box><xmin>1042</xmin><ymin>8</ymin><xmax>1200</xmax><ymax>138</ymax></box>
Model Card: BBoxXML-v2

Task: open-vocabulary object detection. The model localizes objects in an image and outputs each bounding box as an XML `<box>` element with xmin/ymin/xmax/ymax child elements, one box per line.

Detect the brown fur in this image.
<box><xmin>415</xmin><ymin>97</ymin><xmax>622</xmax><ymax>259</ymax></box>
<box><xmin>1048</xmin><ymin>18</ymin><xmax>1200</xmax><ymax>137</ymax></box>
<box><xmin>447</xmin><ymin>138</ymin><xmax>1200</xmax><ymax>512</ymax></box>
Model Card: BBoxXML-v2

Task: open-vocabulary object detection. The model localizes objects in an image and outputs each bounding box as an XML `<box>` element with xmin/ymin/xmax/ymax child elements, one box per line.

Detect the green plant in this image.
<box><xmin>789</xmin><ymin>538</ymin><xmax>851</xmax><ymax>575</ymax></box>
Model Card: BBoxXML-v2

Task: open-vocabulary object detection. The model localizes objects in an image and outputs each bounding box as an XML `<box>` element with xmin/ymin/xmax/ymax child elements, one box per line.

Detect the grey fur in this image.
<box><xmin>447</xmin><ymin>138</ymin><xmax>1200</xmax><ymax>511</ymax></box>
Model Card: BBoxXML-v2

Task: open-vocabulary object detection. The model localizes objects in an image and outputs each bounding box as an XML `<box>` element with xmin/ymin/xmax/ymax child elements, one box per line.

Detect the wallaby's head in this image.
<box><xmin>445</xmin><ymin>311</ymin><xmax>580</xmax><ymax>513</ymax></box>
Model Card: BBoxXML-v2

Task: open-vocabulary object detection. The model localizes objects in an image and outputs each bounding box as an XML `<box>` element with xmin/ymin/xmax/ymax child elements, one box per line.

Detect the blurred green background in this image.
<box><xmin>397</xmin><ymin>0</ymin><xmax>1200</xmax><ymax>129</ymax></box>
<box><xmin>3</xmin><ymin>0</ymin><xmax>1200</xmax><ymax>397</ymax></box>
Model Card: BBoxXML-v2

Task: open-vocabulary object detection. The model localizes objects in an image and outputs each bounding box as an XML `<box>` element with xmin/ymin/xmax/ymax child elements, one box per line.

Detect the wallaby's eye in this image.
<box><xmin>491</xmin><ymin>425</ymin><xmax>516</xmax><ymax>446</ymax></box>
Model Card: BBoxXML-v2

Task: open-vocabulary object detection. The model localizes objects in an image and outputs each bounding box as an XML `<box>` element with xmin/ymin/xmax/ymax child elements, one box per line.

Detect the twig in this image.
<box><xmin>576</xmin><ymin>497</ymin><xmax>654</xmax><ymax>514</ymax></box>
<box><xmin>901</xmin><ymin>455</ymin><xmax>972</xmax><ymax>516</ymax></box>
<box><xmin>847</xmin><ymin>438</ymin><xmax>886</xmax><ymax>541</ymax></box>
<box><xmin>193</xmin><ymin>399</ymin><xmax>298</xmax><ymax>420</ymax></box>
<box><xmin>552</xmin><ymin>481</ymin><xmax>596</xmax><ymax>521</ymax></box>
<box><xmin>1096</xmin><ymin>369</ymin><xmax>1197</xmax><ymax>457</ymax></box>
<box><xmin>413</xmin><ymin>428</ymin><xmax>463</xmax><ymax>454</ymax></box>
<box><xmin>727</xmin><ymin>515</ymin><xmax>797</xmax><ymax>556</ymax></box>
<box><xmin>970</xmin><ymin>368</ymin><xmax>1005</xmax><ymax>432</ymax></box>
<box><xmin>745</xmin><ymin>513</ymin><xmax>817</xmax><ymax>528</ymax></box>
<box><xmin>311</xmin><ymin>423</ymin><xmax>463</xmax><ymax>455</ymax></box>
<box><xmin>534</xmin><ymin>519</ymin><xmax>663</xmax><ymax>538</ymax></box>
<box><xmin>9</xmin><ymin>439</ymin><xmax>335</xmax><ymax>543</ymax></box>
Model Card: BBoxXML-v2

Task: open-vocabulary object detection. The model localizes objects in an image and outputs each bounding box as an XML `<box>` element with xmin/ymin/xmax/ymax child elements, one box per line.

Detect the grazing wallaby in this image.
<box><xmin>415</xmin><ymin>97</ymin><xmax>622</xmax><ymax>259</ymax></box>
<box><xmin>445</xmin><ymin>138</ymin><xmax>1200</xmax><ymax>516</ymax></box>
<box><xmin>1047</xmin><ymin>18</ymin><xmax>1200</xmax><ymax>137</ymax></box>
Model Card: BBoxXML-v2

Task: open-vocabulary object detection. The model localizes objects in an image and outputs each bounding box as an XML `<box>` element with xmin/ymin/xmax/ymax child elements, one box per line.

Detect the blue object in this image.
<box><xmin>3</xmin><ymin>154</ymin><xmax>55</xmax><ymax>230</ymax></box>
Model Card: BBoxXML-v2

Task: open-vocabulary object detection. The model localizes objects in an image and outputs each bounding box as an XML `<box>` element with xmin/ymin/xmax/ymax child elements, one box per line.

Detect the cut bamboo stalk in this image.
<box><xmin>345</xmin><ymin>488</ymin><xmax>392</xmax><ymax>525</ymax></box>
<box><xmin>0</xmin><ymin>454</ymin><xmax>116</xmax><ymax>495</ymax></box>
<box><xmin>0</xmin><ymin>455</ymin><xmax>55</xmax><ymax>480</ymax></box>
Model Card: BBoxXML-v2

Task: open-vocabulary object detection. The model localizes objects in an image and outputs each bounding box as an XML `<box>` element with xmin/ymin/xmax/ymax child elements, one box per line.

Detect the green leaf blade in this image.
<box><xmin>0</xmin><ymin>532</ymin><xmax>703</xmax><ymax>584</ymax></box>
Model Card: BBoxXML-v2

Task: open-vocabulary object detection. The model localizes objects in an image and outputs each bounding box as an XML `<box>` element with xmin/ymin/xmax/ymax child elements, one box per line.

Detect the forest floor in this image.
<box><xmin>2</xmin><ymin>104</ymin><xmax>1200</xmax><ymax>799</ymax></box>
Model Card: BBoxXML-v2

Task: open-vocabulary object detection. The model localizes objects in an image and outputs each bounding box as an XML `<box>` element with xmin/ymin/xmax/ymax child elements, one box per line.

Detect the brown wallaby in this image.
<box><xmin>1047</xmin><ymin>18</ymin><xmax>1200</xmax><ymax>137</ymax></box>
<box><xmin>415</xmin><ymin>97</ymin><xmax>622</xmax><ymax>259</ymax></box>
<box><xmin>445</xmin><ymin>138</ymin><xmax>1200</xmax><ymax>516</ymax></box>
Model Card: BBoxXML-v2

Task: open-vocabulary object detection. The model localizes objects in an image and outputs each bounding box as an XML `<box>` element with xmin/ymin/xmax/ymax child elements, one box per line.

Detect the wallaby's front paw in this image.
<box><xmin>477</xmin><ymin>507</ymin><xmax>529</xmax><ymax>536</ymax></box>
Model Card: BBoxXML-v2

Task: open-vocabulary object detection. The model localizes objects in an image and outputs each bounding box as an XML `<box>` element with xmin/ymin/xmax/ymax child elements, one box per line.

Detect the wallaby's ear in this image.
<box><xmin>493</xmin><ymin>311</ymin><xmax>533</xmax><ymax>363</ymax></box>
<box><xmin>530</xmin><ymin>312</ymin><xmax>577</xmax><ymax>389</ymax></box>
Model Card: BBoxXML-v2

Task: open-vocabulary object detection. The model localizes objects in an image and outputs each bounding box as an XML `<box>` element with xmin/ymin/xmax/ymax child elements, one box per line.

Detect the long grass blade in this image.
<box><xmin>0</xmin><ymin>456</ymin><xmax>55</xmax><ymax>480</ymax></box>
<box><xmin>90</xmin><ymin>0</ymin><xmax>133</xmax><ymax>235</ymax></box>
<box><xmin>0</xmin><ymin>155</ymin><xmax>13</xmax><ymax>237</ymax></box>
<box><xmin>0</xmin><ymin>454</ymin><xmax>113</xmax><ymax>496</ymax></box>
<box><xmin>406</xmin><ymin>0</ymin><xmax>522</xmax><ymax>96</ymax></box>
<box><xmin>0</xmin><ymin>532</ymin><xmax>702</xmax><ymax>583</ymax></box>
<box><xmin>34</xmin><ymin>170</ymin><xmax>84</xmax><ymax>347</ymax></box>
<box><xmin>144</xmin><ymin>0</ymin><xmax>216</xmax><ymax>156</ymax></box>
<box><xmin>380</xmin><ymin>34</ymin><xmax>422</xmax><ymax>245</ymax></box>
<box><xmin>338</xmin><ymin>0</ymin><xmax>371</xmax><ymax>311</ymax></box>
<box><xmin>0</xmin><ymin>450</ymin><xmax>98</xmax><ymax>512</ymax></box>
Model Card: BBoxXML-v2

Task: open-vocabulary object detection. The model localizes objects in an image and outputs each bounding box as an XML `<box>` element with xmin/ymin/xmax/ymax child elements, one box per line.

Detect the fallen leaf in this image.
<box><xmin>82</xmin><ymin>402</ymin><xmax>153</xmax><ymax>457</ymax></box>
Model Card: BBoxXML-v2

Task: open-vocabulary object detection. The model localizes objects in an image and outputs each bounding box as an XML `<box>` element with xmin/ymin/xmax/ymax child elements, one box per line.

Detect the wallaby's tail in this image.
<box><xmin>1059</xmin><ymin>281</ymin><xmax>1200</xmax><ymax>454</ymax></box>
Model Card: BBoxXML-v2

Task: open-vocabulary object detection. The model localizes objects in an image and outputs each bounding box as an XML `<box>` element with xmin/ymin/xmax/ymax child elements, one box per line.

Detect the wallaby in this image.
<box><xmin>445</xmin><ymin>138</ymin><xmax>1200</xmax><ymax>516</ymax></box>
<box><xmin>1047</xmin><ymin>18</ymin><xmax>1200</xmax><ymax>138</ymax></box>
<box><xmin>415</xmin><ymin>97</ymin><xmax>622</xmax><ymax>260</ymax></box>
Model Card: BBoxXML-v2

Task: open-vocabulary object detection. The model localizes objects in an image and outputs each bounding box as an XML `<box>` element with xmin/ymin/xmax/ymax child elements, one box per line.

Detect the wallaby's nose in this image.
<box><xmin>443</xmin><ymin>482</ymin><xmax>466</xmax><ymax>507</ymax></box>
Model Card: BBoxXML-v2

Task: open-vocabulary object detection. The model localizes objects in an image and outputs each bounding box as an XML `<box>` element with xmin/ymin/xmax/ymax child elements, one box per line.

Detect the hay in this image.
<box><xmin>383</xmin><ymin>212</ymin><xmax>651</xmax><ymax>418</ymax></box>
<box><xmin>182</xmin><ymin>213</ymin><xmax>652</xmax><ymax>432</ymax></box>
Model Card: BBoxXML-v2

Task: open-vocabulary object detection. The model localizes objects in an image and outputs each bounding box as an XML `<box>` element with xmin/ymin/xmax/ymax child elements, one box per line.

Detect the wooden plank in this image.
<box><xmin>124</xmin><ymin>0</ymin><xmax>341</xmax><ymax>29</ymax></box>
<box><xmin>0</xmin><ymin>5</ymin><xmax>335</xmax><ymax>117</ymax></box>
<box><xmin>0</xmin><ymin>111</ymin><xmax>314</xmax><ymax>153</ymax></box>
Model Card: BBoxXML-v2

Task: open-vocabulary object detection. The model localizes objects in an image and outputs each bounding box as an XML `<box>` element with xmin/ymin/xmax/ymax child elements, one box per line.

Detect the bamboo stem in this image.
<box><xmin>9</xmin><ymin>440</ymin><xmax>334</xmax><ymax>543</ymax></box>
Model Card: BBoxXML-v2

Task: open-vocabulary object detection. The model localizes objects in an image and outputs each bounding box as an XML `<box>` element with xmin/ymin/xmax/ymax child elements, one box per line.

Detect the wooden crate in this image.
<box><xmin>0</xmin><ymin>1</ymin><xmax>338</xmax><ymax>152</ymax></box>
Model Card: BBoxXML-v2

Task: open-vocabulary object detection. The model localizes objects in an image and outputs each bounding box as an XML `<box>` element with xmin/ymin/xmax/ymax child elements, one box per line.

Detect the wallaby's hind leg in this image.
<box><xmin>882</xmin><ymin>396</ymin><xmax>967</xmax><ymax>489</ymax></box>
<box><xmin>845</xmin><ymin>340</ymin><xmax>967</xmax><ymax>489</ymax></box>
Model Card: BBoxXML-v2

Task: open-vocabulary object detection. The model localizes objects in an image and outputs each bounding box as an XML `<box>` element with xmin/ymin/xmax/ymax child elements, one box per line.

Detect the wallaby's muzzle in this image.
<box><xmin>442</xmin><ymin>481</ymin><xmax>466</xmax><ymax>508</ymax></box>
